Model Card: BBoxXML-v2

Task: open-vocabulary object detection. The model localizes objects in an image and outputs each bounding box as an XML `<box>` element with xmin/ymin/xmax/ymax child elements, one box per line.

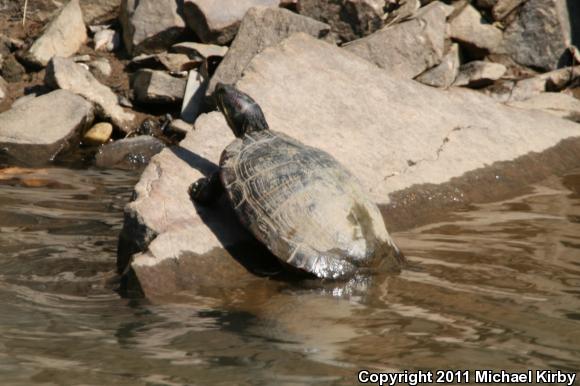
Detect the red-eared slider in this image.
<box><xmin>190</xmin><ymin>83</ymin><xmax>405</xmax><ymax>279</ymax></box>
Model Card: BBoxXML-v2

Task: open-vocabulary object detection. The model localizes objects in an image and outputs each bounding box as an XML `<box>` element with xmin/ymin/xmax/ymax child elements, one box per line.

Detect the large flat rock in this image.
<box><xmin>0</xmin><ymin>90</ymin><xmax>95</xmax><ymax>165</ymax></box>
<box><xmin>119</xmin><ymin>33</ymin><xmax>580</xmax><ymax>297</ymax></box>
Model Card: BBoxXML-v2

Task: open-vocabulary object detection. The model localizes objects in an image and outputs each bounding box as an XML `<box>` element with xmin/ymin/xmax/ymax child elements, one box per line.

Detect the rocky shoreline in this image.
<box><xmin>0</xmin><ymin>0</ymin><xmax>579</xmax><ymax>297</ymax></box>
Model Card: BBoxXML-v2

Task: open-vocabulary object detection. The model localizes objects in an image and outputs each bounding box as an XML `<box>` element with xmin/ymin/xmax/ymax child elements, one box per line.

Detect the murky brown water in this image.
<box><xmin>0</xmin><ymin>166</ymin><xmax>579</xmax><ymax>385</ymax></box>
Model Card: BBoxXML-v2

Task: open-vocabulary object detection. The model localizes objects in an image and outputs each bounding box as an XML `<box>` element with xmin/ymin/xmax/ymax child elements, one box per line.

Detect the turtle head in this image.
<box><xmin>214</xmin><ymin>83</ymin><xmax>269</xmax><ymax>138</ymax></box>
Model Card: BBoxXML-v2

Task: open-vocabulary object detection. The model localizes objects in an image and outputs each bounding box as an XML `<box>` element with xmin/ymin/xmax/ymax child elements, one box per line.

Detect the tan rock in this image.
<box><xmin>83</xmin><ymin>122</ymin><xmax>113</xmax><ymax>145</ymax></box>
<box><xmin>26</xmin><ymin>0</ymin><xmax>87</xmax><ymax>67</ymax></box>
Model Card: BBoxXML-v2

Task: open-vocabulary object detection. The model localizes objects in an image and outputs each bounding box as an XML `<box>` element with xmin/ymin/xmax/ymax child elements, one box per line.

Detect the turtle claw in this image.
<box><xmin>189</xmin><ymin>173</ymin><xmax>223</xmax><ymax>206</ymax></box>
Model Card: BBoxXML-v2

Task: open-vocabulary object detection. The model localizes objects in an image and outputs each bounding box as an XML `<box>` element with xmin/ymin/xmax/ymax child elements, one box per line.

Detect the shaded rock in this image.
<box><xmin>181</xmin><ymin>70</ymin><xmax>207</xmax><ymax>123</ymax></box>
<box><xmin>508</xmin><ymin>65</ymin><xmax>580</xmax><ymax>102</ymax></box>
<box><xmin>171</xmin><ymin>42</ymin><xmax>228</xmax><ymax>59</ymax></box>
<box><xmin>453</xmin><ymin>61</ymin><xmax>507</xmax><ymax>88</ymax></box>
<box><xmin>132</xmin><ymin>70</ymin><xmax>186</xmax><ymax>104</ymax></box>
<box><xmin>502</xmin><ymin>0</ymin><xmax>572</xmax><ymax>71</ymax></box>
<box><xmin>95</xmin><ymin>136</ymin><xmax>166</xmax><ymax>169</ymax></box>
<box><xmin>297</xmin><ymin>0</ymin><xmax>388</xmax><ymax>42</ymax></box>
<box><xmin>168</xmin><ymin>118</ymin><xmax>193</xmax><ymax>135</ymax></box>
<box><xmin>130</xmin><ymin>52</ymin><xmax>198</xmax><ymax>72</ymax></box>
<box><xmin>94</xmin><ymin>28</ymin><xmax>121</xmax><ymax>52</ymax></box>
<box><xmin>1</xmin><ymin>55</ymin><xmax>26</xmax><ymax>83</ymax></box>
<box><xmin>182</xmin><ymin>0</ymin><xmax>281</xmax><ymax>45</ymax></box>
<box><xmin>0</xmin><ymin>90</ymin><xmax>94</xmax><ymax>165</ymax></box>
<box><xmin>449</xmin><ymin>3</ymin><xmax>503</xmax><ymax>57</ymax></box>
<box><xmin>119</xmin><ymin>33</ymin><xmax>580</xmax><ymax>297</ymax></box>
<box><xmin>474</xmin><ymin>0</ymin><xmax>498</xmax><ymax>9</ymax></box>
<box><xmin>26</xmin><ymin>0</ymin><xmax>87</xmax><ymax>67</ymax></box>
<box><xmin>491</xmin><ymin>0</ymin><xmax>526</xmax><ymax>20</ymax></box>
<box><xmin>157</xmin><ymin>53</ymin><xmax>196</xmax><ymax>73</ymax></box>
<box><xmin>83</xmin><ymin>122</ymin><xmax>113</xmax><ymax>145</ymax></box>
<box><xmin>89</xmin><ymin>57</ymin><xmax>112</xmax><ymax>77</ymax></box>
<box><xmin>343</xmin><ymin>2</ymin><xmax>448</xmax><ymax>79</ymax></box>
<box><xmin>207</xmin><ymin>6</ymin><xmax>330</xmax><ymax>96</ymax></box>
<box><xmin>120</xmin><ymin>0</ymin><xmax>186</xmax><ymax>55</ymax></box>
<box><xmin>80</xmin><ymin>0</ymin><xmax>122</xmax><ymax>24</ymax></box>
<box><xmin>416</xmin><ymin>43</ymin><xmax>460</xmax><ymax>88</ymax></box>
<box><xmin>0</xmin><ymin>76</ymin><xmax>7</xmax><ymax>101</ymax></box>
<box><xmin>508</xmin><ymin>93</ymin><xmax>580</xmax><ymax>122</ymax></box>
<box><xmin>46</xmin><ymin>56</ymin><xmax>135</xmax><ymax>132</ymax></box>
<box><xmin>384</xmin><ymin>0</ymin><xmax>420</xmax><ymax>24</ymax></box>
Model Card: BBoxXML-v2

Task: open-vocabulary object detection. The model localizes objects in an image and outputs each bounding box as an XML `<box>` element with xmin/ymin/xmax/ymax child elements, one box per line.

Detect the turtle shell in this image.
<box><xmin>220</xmin><ymin>130</ymin><xmax>401</xmax><ymax>279</ymax></box>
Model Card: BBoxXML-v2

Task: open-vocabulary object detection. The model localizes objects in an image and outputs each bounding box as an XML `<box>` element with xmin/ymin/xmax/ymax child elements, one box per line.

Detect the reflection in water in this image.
<box><xmin>0</xmin><ymin>167</ymin><xmax>579</xmax><ymax>385</ymax></box>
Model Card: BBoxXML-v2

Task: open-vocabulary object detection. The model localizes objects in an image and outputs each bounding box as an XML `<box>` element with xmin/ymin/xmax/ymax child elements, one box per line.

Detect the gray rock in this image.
<box><xmin>0</xmin><ymin>90</ymin><xmax>95</xmax><ymax>165</ymax></box>
<box><xmin>120</xmin><ymin>0</ymin><xmax>186</xmax><ymax>55</ymax></box>
<box><xmin>26</xmin><ymin>0</ymin><xmax>87</xmax><ymax>67</ymax></box>
<box><xmin>343</xmin><ymin>2</ymin><xmax>448</xmax><ymax>79</ymax></box>
<box><xmin>416</xmin><ymin>43</ymin><xmax>460</xmax><ymax>88</ymax></box>
<box><xmin>0</xmin><ymin>55</ymin><xmax>25</xmax><ymax>83</ymax></box>
<box><xmin>491</xmin><ymin>0</ymin><xmax>526</xmax><ymax>20</ymax></box>
<box><xmin>181</xmin><ymin>70</ymin><xmax>207</xmax><ymax>123</ymax></box>
<box><xmin>0</xmin><ymin>76</ymin><xmax>7</xmax><ymax>101</ymax></box>
<box><xmin>507</xmin><ymin>93</ymin><xmax>580</xmax><ymax>122</ymax></box>
<box><xmin>449</xmin><ymin>4</ymin><xmax>503</xmax><ymax>57</ymax></box>
<box><xmin>183</xmin><ymin>0</ymin><xmax>281</xmax><ymax>45</ymax></box>
<box><xmin>170</xmin><ymin>42</ymin><xmax>228</xmax><ymax>59</ymax></box>
<box><xmin>95</xmin><ymin>136</ymin><xmax>166</xmax><ymax>170</ymax></box>
<box><xmin>46</xmin><ymin>56</ymin><xmax>135</xmax><ymax>132</ymax></box>
<box><xmin>502</xmin><ymin>0</ymin><xmax>572</xmax><ymax>71</ymax></box>
<box><xmin>119</xmin><ymin>33</ymin><xmax>580</xmax><ymax>297</ymax></box>
<box><xmin>133</xmin><ymin>69</ymin><xmax>187</xmax><ymax>104</ymax></box>
<box><xmin>453</xmin><ymin>61</ymin><xmax>507</xmax><ymax>88</ymax></box>
<box><xmin>207</xmin><ymin>6</ymin><xmax>330</xmax><ymax>96</ymax></box>
<box><xmin>94</xmin><ymin>29</ymin><xmax>121</xmax><ymax>52</ymax></box>
<box><xmin>296</xmin><ymin>0</ymin><xmax>387</xmax><ymax>42</ymax></box>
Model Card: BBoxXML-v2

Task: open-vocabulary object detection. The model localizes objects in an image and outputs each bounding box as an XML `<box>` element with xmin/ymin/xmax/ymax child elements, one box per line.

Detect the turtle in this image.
<box><xmin>190</xmin><ymin>83</ymin><xmax>405</xmax><ymax>279</ymax></box>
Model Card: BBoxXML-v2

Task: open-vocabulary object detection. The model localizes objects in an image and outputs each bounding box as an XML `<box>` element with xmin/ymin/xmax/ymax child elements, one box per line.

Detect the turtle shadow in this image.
<box><xmin>169</xmin><ymin>146</ymin><xmax>285</xmax><ymax>277</ymax></box>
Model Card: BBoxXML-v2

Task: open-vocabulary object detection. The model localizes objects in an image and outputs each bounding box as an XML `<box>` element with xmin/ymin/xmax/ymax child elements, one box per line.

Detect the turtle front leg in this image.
<box><xmin>189</xmin><ymin>172</ymin><xmax>224</xmax><ymax>206</ymax></box>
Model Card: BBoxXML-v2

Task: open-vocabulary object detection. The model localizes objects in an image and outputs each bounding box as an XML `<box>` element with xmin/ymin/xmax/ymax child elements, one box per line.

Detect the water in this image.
<box><xmin>0</xmin><ymin>166</ymin><xmax>579</xmax><ymax>385</ymax></box>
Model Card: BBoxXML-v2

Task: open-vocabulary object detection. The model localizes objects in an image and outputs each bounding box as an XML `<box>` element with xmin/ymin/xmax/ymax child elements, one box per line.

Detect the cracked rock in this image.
<box><xmin>119</xmin><ymin>33</ymin><xmax>580</xmax><ymax>297</ymax></box>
